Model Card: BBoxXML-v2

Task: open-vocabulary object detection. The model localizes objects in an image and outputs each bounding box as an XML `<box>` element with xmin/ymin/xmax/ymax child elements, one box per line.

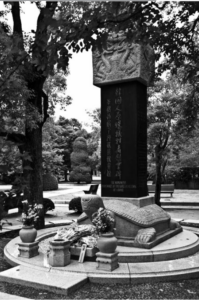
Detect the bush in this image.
<box><xmin>2</xmin><ymin>172</ymin><xmax>17</xmax><ymax>184</ymax></box>
<box><xmin>43</xmin><ymin>173</ymin><xmax>58</xmax><ymax>191</ymax></box>
<box><xmin>43</xmin><ymin>198</ymin><xmax>55</xmax><ymax>214</ymax></box>
<box><xmin>69</xmin><ymin>197</ymin><xmax>82</xmax><ymax>213</ymax></box>
<box><xmin>0</xmin><ymin>190</ymin><xmax>54</xmax><ymax>215</ymax></box>
<box><xmin>69</xmin><ymin>137</ymin><xmax>92</xmax><ymax>183</ymax></box>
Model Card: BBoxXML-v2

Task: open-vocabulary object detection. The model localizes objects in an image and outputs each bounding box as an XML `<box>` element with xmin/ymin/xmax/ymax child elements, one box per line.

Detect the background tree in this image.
<box><xmin>69</xmin><ymin>137</ymin><xmax>92</xmax><ymax>184</ymax></box>
<box><xmin>86</xmin><ymin>108</ymin><xmax>101</xmax><ymax>174</ymax></box>
<box><xmin>43</xmin><ymin>69</ymin><xmax>72</xmax><ymax>115</ymax></box>
<box><xmin>42</xmin><ymin>118</ymin><xmax>63</xmax><ymax>177</ymax></box>
<box><xmin>54</xmin><ymin>116</ymin><xmax>82</xmax><ymax>181</ymax></box>
<box><xmin>147</xmin><ymin>69</ymin><xmax>199</xmax><ymax>205</ymax></box>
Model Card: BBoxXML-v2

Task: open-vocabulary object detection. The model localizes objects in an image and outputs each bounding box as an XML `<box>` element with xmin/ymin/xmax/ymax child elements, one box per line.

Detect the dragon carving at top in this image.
<box><xmin>93</xmin><ymin>31</ymin><xmax>154</xmax><ymax>86</ymax></box>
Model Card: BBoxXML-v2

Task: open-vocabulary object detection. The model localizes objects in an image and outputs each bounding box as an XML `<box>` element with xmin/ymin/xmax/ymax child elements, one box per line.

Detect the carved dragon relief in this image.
<box><xmin>93</xmin><ymin>31</ymin><xmax>154</xmax><ymax>86</ymax></box>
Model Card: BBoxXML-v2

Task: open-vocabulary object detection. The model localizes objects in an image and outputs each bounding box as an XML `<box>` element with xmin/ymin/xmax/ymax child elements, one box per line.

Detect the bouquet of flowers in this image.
<box><xmin>54</xmin><ymin>223</ymin><xmax>97</xmax><ymax>244</ymax></box>
<box><xmin>92</xmin><ymin>207</ymin><xmax>115</xmax><ymax>234</ymax></box>
<box><xmin>17</xmin><ymin>200</ymin><xmax>42</xmax><ymax>226</ymax></box>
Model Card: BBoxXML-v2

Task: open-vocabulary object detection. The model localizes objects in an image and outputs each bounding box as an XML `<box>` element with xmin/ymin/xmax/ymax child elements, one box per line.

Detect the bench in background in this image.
<box><xmin>148</xmin><ymin>184</ymin><xmax>174</xmax><ymax>197</ymax></box>
<box><xmin>83</xmin><ymin>184</ymin><xmax>99</xmax><ymax>195</ymax></box>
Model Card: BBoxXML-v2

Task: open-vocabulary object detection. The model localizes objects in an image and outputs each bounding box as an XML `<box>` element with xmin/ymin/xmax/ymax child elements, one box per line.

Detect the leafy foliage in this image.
<box><xmin>18</xmin><ymin>200</ymin><xmax>41</xmax><ymax>226</ymax></box>
<box><xmin>2</xmin><ymin>1</ymin><xmax>199</xmax><ymax>227</ymax></box>
<box><xmin>92</xmin><ymin>208</ymin><xmax>115</xmax><ymax>234</ymax></box>
<box><xmin>70</xmin><ymin>137</ymin><xmax>91</xmax><ymax>183</ymax></box>
<box><xmin>147</xmin><ymin>72</ymin><xmax>197</xmax><ymax>204</ymax></box>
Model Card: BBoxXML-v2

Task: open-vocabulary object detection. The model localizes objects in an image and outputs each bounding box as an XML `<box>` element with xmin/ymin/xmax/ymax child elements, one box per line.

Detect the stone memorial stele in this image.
<box><xmin>76</xmin><ymin>31</ymin><xmax>183</xmax><ymax>249</ymax></box>
<box><xmin>92</xmin><ymin>31</ymin><xmax>154</xmax><ymax>199</ymax></box>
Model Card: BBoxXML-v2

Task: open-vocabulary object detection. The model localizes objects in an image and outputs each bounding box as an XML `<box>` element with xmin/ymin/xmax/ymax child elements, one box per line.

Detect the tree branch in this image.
<box><xmin>162</xmin><ymin>132</ymin><xmax>169</xmax><ymax>150</ymax></box>
<box><xmin>10</xmin><ymin>2</ymin><xmax>24</xmax><ymax>50</ymax></box>
<box><xmin>41</xmin><ymin>90</ymin><xmax>49</xmax><ymax>125</ymax></box>
<box><xmin>0</xmin><ymin>53</ymin><xmax>29</xmax><ymax>93</ymax></box>
<box><xmin>96</xmin><ymin>1</ymin><xmax>166</xmax><ymax>26</ymax></box>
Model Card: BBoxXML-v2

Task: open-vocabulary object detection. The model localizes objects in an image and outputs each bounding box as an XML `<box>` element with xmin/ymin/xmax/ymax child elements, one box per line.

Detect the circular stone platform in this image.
<box><xmin>4</xmin><ymin>226</ymin><xmax>199</xmax><ymax>284</ymax></box>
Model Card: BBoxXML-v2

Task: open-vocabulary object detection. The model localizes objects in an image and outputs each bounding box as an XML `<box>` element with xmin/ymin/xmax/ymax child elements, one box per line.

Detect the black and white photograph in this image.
<box><xmin>0</xmin><ymin>1</ymin><xmax>199</xmax><ymax>299</ymax></box>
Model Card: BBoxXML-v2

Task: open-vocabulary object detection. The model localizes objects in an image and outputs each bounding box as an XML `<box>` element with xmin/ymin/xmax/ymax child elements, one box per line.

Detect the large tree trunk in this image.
<box><xmin>25</xmin><ymin>125</ymin><xmax>44</xmax><ymax>229</ymax></box>
<box><xmin>10</xmin><ymin>2</ymin><xmax>57</xmax><ymax>229</ymax></box>
<box><xmin>24</xmin><ymin>76</ymin><xmax>46</xmax><ymax>229</ymax></box>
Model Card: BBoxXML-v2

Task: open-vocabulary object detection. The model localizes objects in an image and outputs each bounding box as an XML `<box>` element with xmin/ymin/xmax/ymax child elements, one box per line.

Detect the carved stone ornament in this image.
<box><xmin>81</xmin><ymin>195</ymin><xmax>105</xmax><ymax>221</ymax></box>
<box><xmin>92</xmin><ymin>31</ymin><xmax>155</xmax><ymax>87</ymax></box>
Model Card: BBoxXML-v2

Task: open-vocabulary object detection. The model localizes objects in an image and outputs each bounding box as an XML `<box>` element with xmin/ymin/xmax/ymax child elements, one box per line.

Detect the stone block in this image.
<box><xmin>96</xmin><ymin>251</ymin><xmax>119</xmax><ymax>271</ymax></box>
<box><xmin>48</xmin><ymin>239</ymin><xmax>71</xmax><ymax>267</ymax></box>
<box><xmin>103</xmin><ymin>196</ymin><xmax>154</xmax><ymax>208</ymax></box>
<box><xmin>93</xmin><ymin>31</ymin><xmax>155</xmax><ymax>87</ymax></box>
<box><xmin>18</xmin><ymin>241</ymin><xmax>39</xmax><ymax>258</ymax></box>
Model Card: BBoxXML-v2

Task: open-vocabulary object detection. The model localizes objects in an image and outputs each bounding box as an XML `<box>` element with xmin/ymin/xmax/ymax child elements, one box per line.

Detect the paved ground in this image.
<box><xmin>1</xmin><ymin>179</ymin><xmax>199</xmax><ymax>228</ymax></box>
<box><xmin>1</xmin><ymin>180</ymin><xmax>199</xmax><ymax>300</ymax></box>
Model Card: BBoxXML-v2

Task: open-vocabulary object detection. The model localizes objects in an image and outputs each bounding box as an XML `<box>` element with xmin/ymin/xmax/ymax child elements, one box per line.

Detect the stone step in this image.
<box><xmin>180</xmin><ymin>219</ymin><xmax>199</xmax><ymax>228</ymax></box>
<box><xmin>162</xmin><ymin>205</ymin><xmax>199</xmax><ymax>210</ymax></box>
<box><xmin>182</xmin><ymin>226</ymin><xmax>199</xmax><ymax>236</ymax></box>
<box><xmin>53</xmin><ymin>200</ymin><xmax>70</xmax><ymax>205</ymax></box>
<box><xmin>161</xmin><ymin>201</ymin><xmax>199</xmax><ymax>206</ymax></box>
<box><xmin>0</xmin><ymin>292</ymin><xmax>31</xmax><ymax>300</ymax></box>
<box><xmin>0</xmin><ymin>266</ymin><xmax>88</xmax><ymax>296</ymax></box>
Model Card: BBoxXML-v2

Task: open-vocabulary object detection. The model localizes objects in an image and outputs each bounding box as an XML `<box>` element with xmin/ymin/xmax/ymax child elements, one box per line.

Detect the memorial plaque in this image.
<box><xmin>101</xmin><ymin>81</ymin><xmax>148</xmax><ymax>197</ymax></box>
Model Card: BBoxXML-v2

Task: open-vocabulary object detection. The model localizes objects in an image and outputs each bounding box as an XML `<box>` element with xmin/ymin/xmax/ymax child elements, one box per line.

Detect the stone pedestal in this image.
<box><xmin>103</xmin><ymin>196</ymin><xmax>154</xmax><ymax>208</ymax></box>
<box><xmin>96</xmin><ymin>251</ymin><xmax>119</xmax><ymax>271</ymax></box>
<box><xmin>49</xmin><ymin>239</ymin><xmax>71</xmax><ymax>267</ymax></box>
<box><xmin>18</xmin><ymin>241</ymin><xmax>39</xmax><ymax>258</ymax></box>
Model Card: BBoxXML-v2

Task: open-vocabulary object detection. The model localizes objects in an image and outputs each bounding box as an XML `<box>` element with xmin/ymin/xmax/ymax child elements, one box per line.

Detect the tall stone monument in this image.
<box><xmin>79</xmin><ymin>41</ymin><xmax>182</xmax><ymax>248</ymax></box>
<box><xmin>92</xmin><ymin>31</ymin><xmax>155</xmax><ymax>202</ymax></box>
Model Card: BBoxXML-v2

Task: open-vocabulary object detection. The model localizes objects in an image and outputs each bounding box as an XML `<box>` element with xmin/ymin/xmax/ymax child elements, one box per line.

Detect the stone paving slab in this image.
<box><xmin>0</xmin><ymin>292</ymin><xmax>32</xmax><ymax>300</ymax></box>
<box><xmin>182</xmin><ymin>226</ymin><xmax>199</xmax><ymax>236</ymax></box>
<box><xmin>3</xmin><ymin>225</ymin><xmax>22</xmax><ymax>230</ymax></box>
<box><xmin>162</xmin><ymin>200</ymin><xmax>199</xmax><ymax>205</ymax></box>
<box><xmin>180</xmin><ymin>219</ymin><xmax>199</xmax><ymax>227</ymax></box>
<box><xmin>173</xmin><ymin>218</ymin><xmax>184</xmax><ymax>222</ymax></box>
<box><xmin>48</xmin><ymin>220</ymin><xmax>72</xmax><ymax>226</ymax></box>
<box><xmin>0</xmin><ymin>266</ymin><xmax>88</xmax><ymax>296</ymax></box>
<box><xmin>163</xmin><ymin>205</ymin><xmax>199</xmax><ymax>210</ymax></box>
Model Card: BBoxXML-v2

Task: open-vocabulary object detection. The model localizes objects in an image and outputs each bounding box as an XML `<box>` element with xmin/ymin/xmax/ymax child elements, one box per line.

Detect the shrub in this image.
<box><xmin>69</xmin><ymin>137</ymin><xmax>91</xmax><ymax>183</ymax></box>
<box><xmin>1</xmin><ymin>190</ymin><xmax>54</xmax><ymax>215</ymax></box>
<box><xmin>69</xmin><ymin>197</ymin><xmax>82</xmax><ymax>213</ymax></box>
<box><xmin>43</xmin><ymin>173</ymin><xmax>58</xmax><ymax>191</ymax></box>
<box><xmin>43</xmin><ymin>198</ymin><xmax>55</xmax><ymax>214</ymax></box>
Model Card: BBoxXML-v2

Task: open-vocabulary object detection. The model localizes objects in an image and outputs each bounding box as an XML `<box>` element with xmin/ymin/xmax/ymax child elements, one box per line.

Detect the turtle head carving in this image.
<box><xmin>81</xmin><ymin>195</ymin><xmax>105</xmax><ymax>221</ymax></box>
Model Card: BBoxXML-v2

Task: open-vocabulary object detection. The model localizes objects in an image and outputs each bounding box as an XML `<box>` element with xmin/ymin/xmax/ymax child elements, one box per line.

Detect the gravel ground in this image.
<box><xmin>1</xmin><ymin>232</ymin><xmax>199</xmax><ymax>299</ymax></box>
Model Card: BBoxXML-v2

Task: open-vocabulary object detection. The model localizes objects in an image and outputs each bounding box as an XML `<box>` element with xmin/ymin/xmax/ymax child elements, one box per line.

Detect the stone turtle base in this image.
<box><xmin>117</xmin><ymin>227</ymin><xmax>182</xmax><ymax>249</ymax></box>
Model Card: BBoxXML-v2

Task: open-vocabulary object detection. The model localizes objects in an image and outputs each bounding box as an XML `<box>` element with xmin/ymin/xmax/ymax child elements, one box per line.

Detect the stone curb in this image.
<box><xmin>0</xmin><ymin>220</ymin><xmax>73</xmax><ymax>236</ymax></box>
<box><xmin>0</xmin><ymin>266</ymin><xmax>88</xmax><ymax>297</ymax></box>
<box><xmin>163</xmin><ymin>205</ymin><xmax>199</xmax><ymax>210</ymax></box>
<box><xmin>4</xmin><ymin>227</ymin><xmax>199</xmax><ymax>284</ymax></box>
<box><xmin>0</xmin><ymin>291</ymin><xmax>32</xmax><ymax>300</ymax></box>
<box><xmin>180</xmin><ymin>220</ymin><xmax>199</xmax><ymax>228</ymax></box>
